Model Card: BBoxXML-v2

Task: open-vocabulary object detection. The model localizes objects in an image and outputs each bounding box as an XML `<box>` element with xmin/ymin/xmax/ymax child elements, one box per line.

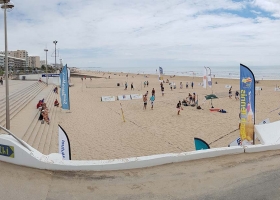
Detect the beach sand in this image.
<box><xmin>57</xmin><ymin>71</ymin><xmax>280</xmax><ymax>160</ymax></box>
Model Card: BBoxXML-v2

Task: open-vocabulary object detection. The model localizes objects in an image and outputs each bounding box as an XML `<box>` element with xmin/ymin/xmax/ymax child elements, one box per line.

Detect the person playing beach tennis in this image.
<box><xmin>150</xmin><ymin>95</ymin><xmax>155</xmax><ymax>110</ymax></box>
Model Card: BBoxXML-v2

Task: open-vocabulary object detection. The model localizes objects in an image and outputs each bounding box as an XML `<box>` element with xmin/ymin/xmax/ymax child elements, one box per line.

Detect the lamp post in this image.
<box><xmin>44</xmin><ymin>49</ymin><xmax>48</xmax><ymax>85</ymax></box>
<box><xmin>53</xmin><ymin>40</ymin><xmax>57</xmax><ymax>70</ymax></box>
<box><xmin>1</xmin><ymin>0</ymin><xmax>14</xmax><ymax>130</ymax></box>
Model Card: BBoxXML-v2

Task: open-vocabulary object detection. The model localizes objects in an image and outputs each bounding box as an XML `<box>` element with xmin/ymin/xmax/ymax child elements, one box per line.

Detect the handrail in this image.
<box><xmin>0</xmin><ymin>125</ymin><xmax>33</xmax><ymax>152</ymax></box>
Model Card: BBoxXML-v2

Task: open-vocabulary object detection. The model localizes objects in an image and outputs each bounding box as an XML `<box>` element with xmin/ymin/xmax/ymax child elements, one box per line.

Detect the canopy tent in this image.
<box><xmin>254</xmin><ymin>120</ymin><xmax>280</xmax><ymax>145</ymax></box>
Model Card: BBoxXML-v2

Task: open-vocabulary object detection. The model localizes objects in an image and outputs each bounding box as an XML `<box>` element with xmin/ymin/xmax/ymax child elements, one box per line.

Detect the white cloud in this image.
<box><xmin>252</xmin><ymin>0</ymin><xmax>280</xmax><ymax>18</ymax></box>
<box><xmin>0</xmin><ymin>0</ymin><xmax>279</xmax><ymax>68</ymax></box>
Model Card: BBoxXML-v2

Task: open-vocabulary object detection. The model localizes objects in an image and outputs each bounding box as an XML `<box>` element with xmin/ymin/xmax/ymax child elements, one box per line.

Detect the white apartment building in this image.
<box><xmin>0</xmin><ymin>50</ymin><xmax>29</xmax><ymax>68</ymax></box>
<box><xmin>28</xmin><ymin>56</ymin><xmax>40</xmax><ymax>68</ymax></box>
<box><xmin>0</xmin><ymin>54</ymin><xmax>27</xmax><ymax>70</ymax></box>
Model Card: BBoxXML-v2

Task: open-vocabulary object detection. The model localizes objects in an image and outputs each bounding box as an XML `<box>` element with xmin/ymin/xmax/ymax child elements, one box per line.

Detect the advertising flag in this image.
<box><xmin>240</xmin><ymin>64</ymin><xmax>255</xmax><ymax>145</ymax></box>
<box><xmin>203</xmin><ymin>67</ymin><xmax>207</xmax><ymax>88</ymax></box>
<box><xmin>194</xmin><ymin>137</ymin><xmax>210</xmax><ymax>150</ymax></box>
<box><xmin>207</xmin><ymin>67</ymin><xmax>212</xmax><ymax>87</ymax></box>
<box><xmin>159</xmin><ymin>67</ymin><xmax>163</xmax><ymax>81</ymax></box>
<box><xmin>58</xmin><ymin>125</ymin><xmax>71</xmax><ymax>160</ymax></box>
<box><xmin>60</xmin><ymin>64</ymin><xmax>70</xmax><ymax>110</ymax></box>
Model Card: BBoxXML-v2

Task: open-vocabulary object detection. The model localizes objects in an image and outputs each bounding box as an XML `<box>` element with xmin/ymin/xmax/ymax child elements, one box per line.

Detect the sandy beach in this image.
<box><xmin>57</xmin><ymin>71</ymin><xmax>280</xmax><ymax>160</ymax></box>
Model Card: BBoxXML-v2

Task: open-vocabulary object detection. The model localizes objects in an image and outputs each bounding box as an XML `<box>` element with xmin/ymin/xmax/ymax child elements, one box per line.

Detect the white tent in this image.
<box><xmin>255</xmin><ymin>120</ymin><xmax>280</xmax><ymax>145</ymax></box>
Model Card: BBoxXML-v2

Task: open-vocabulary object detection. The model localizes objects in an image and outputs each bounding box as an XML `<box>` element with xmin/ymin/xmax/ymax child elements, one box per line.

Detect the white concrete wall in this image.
<box><xmin>0</xmin><ymin>135</ymin><xmax>244</xmax><ymax>171</ymax></box>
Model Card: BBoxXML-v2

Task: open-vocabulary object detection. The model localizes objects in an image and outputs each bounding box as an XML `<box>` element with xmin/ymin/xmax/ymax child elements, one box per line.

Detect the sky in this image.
<box><xmin>0</xmin><ymin>0</ymin><xmax>280</xmax><ymax>69</ymax></box>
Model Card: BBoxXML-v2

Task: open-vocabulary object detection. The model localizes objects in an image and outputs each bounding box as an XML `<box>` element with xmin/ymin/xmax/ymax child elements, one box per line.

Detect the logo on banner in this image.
<box><xmin>0</xmin><ymin>144</ymin><xmax>14</xmax><ymax>158</ymax></box>
<box><xmin>242</xmin><ymin>77</ymin><xmax>252</xmax><ymax>88</ymax></box>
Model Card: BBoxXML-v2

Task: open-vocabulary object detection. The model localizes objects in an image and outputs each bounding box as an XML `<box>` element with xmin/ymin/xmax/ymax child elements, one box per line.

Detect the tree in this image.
<box><xmin>41</xmin><ymin>65</ymin><xmax>46</xmax><ymax>70</ymax></box>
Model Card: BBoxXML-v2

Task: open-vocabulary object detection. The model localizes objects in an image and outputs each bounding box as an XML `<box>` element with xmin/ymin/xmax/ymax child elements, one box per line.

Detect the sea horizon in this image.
<box><xmin>79</xmin><ymin>66</ymin><xmax>280</xmax><ymax>81</ymax></box>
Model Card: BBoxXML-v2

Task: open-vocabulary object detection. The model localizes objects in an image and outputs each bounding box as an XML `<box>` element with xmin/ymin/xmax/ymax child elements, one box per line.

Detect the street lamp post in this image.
<box><xmin>44</xmin><ymin>49</ymin><xmax>48</xmax><ymax>85</ymax></box>
<box><xmin>53</xmin><ymin>40</ymin><xmax>57</xmax><ymax>70</ymax></box>
<box><xmin>1</xmin><ymin>0</ymin><xmax>14</xmax><ymax>130</ymax></box>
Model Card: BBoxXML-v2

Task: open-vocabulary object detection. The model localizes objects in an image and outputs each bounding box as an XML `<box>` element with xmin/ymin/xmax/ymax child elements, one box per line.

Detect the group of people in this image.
<box><xmin>143</xmin><ymin>88</ymin><xmax>155</xmax><ymax>110</ymax></box>
<box><xmin>124</xmin><ymin>82</ymin><xmax>135</xmax><ymax>90</ymax></box>
<box><xmin>37</xmin><ymin>99</ymin><xmax>50</xmax><ymax>125</ymax></box>
<box><xmin>182</xmin><ymin>93</ymin><xmax>197</xmax><ymax>106</ymax></box>
<box><xmin>229</xmin><ymin>86</ymin><xmax>239</xmax><ymax>100</ymax></box>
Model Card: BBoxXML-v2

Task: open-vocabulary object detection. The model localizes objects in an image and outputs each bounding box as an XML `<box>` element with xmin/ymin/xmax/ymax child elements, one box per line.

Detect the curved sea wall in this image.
<box><xmin>0</xmin><ymin>134</ymin><xmax>279</xmax><ymax>171</ymax></box>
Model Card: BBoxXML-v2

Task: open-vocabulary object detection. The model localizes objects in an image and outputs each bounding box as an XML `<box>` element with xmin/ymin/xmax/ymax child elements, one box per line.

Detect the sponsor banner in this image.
<box><xmin>0</xmin><ymin>144</ymin><xmax>14</xmax><ymax>158</ymax></box>
<box><xmin>60</xmin><ymin>65</ymin><xmax>70</xmax><ymax>110</ymax></box>
<box><xmin>240</xmin><ymin>64</ymin><xmax>255</xmax><ymax>145</ymax></box>
<box><xmin>159</xmin><ymin>67</ymin><xmax>163</xmax><ymax>81</ymax></box>
<box><xmin>207</xmin><ymin>67</ymin><xmax>212</xmax><ymax>87</ymax></box>
<box><xmin>101</xmin><ymin>96</ymin><xmax>116</xmax><ymax>102</ymax></box>
<box><xmin>194</xmin><ymin>137</ymin><xmax>210</xmax><ymax>150</ymax></box>
<box><xmin>225</xmin><ymin>85</ymin><xmax>232</xmax><ymax>88</ymax></box>
<box><xmin>130</xmin><ymin>94</ymin><xmax>142</xmax><ymax>100</ymax></box>
<box><xmin>42</xmin><ymin>74</ymin><xmax>60</xmax><ymax>77</ymax></box>
<box><xmin>228</xmin><ymin>137</ymin><xmax>242</xmax><ymax>147</ymax></box>
<box><xmin>203</xmin><ymin>67</ymin><xmax>207</xmax><ymax>89</ymax></box>
<box><xmin>58</xmin><ymin>125</ymin><xmax>71</xmax><ymax>160</ymax></box>
<box><xmin>255</xmin><ymin>87</ymin><xmax>262</xmax><ymax>91</ymax></box>
<box><xmin>259</xmin><ymin>118</ymin><xmax>270</xmax><ymax>125</ymax></box>
<box><xmin>117</xmin><ymin>95</ymin><xmax>131</xmax><ymax>100</ymax></box>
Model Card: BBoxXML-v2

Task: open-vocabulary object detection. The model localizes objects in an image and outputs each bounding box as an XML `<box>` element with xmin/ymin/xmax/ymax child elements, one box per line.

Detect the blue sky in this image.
<box><xmin>0</xmin><ymin>0</ymin><xmax>280</xmax><ymax>69</ymax></box>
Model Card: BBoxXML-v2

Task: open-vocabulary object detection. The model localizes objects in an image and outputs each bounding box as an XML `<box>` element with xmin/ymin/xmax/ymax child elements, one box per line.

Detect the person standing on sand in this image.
<box><xmin>235</xmin><ymin>91</ymin><xmax>239</xmax><ymax>100</ymax></box>
<box><xmin>147</xmin><ymin>81</ymin><xmax>149</xmax><ymax>87</ymax></box>
<box><xmin>186</xmin><ymin>82</ymin><xmax>188</xmax><ymax>89</ymax></box>
<box><xmin>143</xmin><ymin>95</ymin><xmax>147</xmax><ymax>110</ymax></box>
<box><xmin>161</xmin><ymin>86</ymin><xmax>164</xmax><ymax>96</ymax></box>
<box><xmin>144</xmin><ymin>81</ymin><xmax>146</xmax><ymax>88</ymax></box>
<box><xmin>131</xmin><ymin>83</ymin><xmax>134</xmax><ymax>90</ymax></box>
<box><xmin>150</xmin><ymin>95</ymin><xmax>155</xmax><ymax>110</ymax></box>
<box><xmin>191</xmin><ymin>82</ymin><xmax>194</xmax><ymax>89</ymax></box>
<box><xmin>229</xmin><ymin>87</ymin><xmax>232</xmax><ymax>98</ymax></box>
<box><xmin>152</xmin><ymin>88</ymin><xmax>155</xmax><ymax>96</ymax></box>
<box><xmin>177</xmin><ymin>101</ymin><xmax>182</xmax><ymax>115</ymax></box>
<box><xmin>124</xmin><ymin>82</ymin><xmax>128</xmax><ymax>90</ymax></box>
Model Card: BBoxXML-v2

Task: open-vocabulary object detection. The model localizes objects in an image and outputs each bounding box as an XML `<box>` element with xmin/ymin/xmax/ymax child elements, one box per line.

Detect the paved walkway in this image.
<box><xmin>0</xmin><ymin>150</ymin><xmax>280</xmax><ymax>200</ymax></box>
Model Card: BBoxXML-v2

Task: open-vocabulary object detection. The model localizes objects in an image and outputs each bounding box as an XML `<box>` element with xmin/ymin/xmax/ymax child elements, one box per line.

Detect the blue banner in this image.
<box><xmin>240</xmin><ymin>64</ymin><xmax>255</xmax><ymax>145</ymax></box>
<box><xmin>60</xmin><ymin>64</ymin><xmax>70</xmax><ymax>110</ymax></box>
<box><xmin>194</xmin><ymin>137</ymin><xmax>210</xmax><ymax>150</ymax></box>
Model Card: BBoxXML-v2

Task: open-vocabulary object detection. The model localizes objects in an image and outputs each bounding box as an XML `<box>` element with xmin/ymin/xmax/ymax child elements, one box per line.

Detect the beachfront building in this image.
<box><xmin>28</xmin><ymin>56</ymin><xmax>40</xmax><ymax>69</ymax></box>
<box><xmin>0</xmin><ymin>54</ymin><xmax>27</xmax><ymax>72</ymax></box>
<box><xmin>0</xmin><ymin>50</ymin><xmax>29</xmax><ymax>68</ymax></box>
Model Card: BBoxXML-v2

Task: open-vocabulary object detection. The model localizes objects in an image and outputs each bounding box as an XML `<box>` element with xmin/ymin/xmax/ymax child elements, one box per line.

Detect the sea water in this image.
<box><xmin>81</xmin><ymin>66</ymin><xmax>280</xmax><ymax>80</ymax></box>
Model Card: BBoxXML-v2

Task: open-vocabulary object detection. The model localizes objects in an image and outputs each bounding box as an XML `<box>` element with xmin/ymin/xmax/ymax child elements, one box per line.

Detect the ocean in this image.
<box><xmin>81</xmin><ymin>66</ymin><xmax>280</xmax><ymax>80</ymax></box>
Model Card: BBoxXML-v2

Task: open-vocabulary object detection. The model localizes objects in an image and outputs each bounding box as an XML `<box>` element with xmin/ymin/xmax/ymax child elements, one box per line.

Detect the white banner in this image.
<box><xmin>117</xmin><ymin>95</ymin><xmax>131</xmax><ymax>100</ymax></box>
<box><xmin>228</xmin><ymin>137</ymin><xmax>242</xmax><ymax>147</ymax></box>
<box><xmin>130</xmin><ymin>94</ymin><xmax>142</xmax><ymax>100</ymax></box>
<box><xmin>58</xmin><ymin>125</ymin><xmax>71</xmax><ymax>160</ymax></box>
<box><xmin>101</xmin><ymin>96</ymin><xmax>116</xmax><ymax>102</ymax></box>
<box><xmin>207</xmin><ymin>67</ymin><xmax>212</xmax><ymax>88</ymax></box>
<box><xmin>203</xmin><ymin>67</ymin><xmax>207</xmax><ymax>89</ymax></box>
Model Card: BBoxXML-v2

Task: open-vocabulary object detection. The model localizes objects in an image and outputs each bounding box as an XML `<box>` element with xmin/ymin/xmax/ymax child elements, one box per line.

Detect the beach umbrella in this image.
<box><xmin>205</xmin><ymin>94</ymin><xmax>218</xmax><ymax>108</ymax></box>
